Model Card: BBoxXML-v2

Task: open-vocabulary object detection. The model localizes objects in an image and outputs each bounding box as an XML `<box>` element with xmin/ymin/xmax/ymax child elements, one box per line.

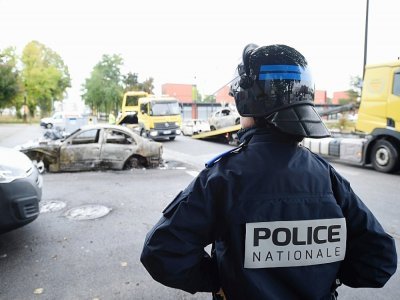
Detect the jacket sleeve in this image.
<box><xmin>140</xmin><ymin>170</ymin><xmax>220</xmax><ymax>294</ymax></box>
<box><xmin>330</xmin><ymin>167</ymin><xmax>397</xmax><ymax>288</ymax></box>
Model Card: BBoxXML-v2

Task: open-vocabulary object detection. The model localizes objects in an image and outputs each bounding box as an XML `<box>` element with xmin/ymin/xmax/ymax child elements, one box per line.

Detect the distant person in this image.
<box><xmin>140</xmin><ymin>44</ymin><xmax>397</xmax><ymax>299</ymax></box>
<box><xmin>108</xmin><ymin>112</ymin><xmax>115</xmax><ymax>125</ymax></box>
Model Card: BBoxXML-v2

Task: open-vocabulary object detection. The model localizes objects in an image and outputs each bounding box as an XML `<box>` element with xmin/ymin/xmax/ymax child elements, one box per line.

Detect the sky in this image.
<box><xmin>1</xmin><ymin>0</ymin><xmax>399</xmax><ymax>101</ymax></box>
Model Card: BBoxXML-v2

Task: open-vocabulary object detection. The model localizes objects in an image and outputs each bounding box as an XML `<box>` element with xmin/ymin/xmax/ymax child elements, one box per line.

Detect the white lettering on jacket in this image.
<box><xmin>244</xmin><ymin>218</ymin><xmax>346</xmax><ymax>268</ymax></box>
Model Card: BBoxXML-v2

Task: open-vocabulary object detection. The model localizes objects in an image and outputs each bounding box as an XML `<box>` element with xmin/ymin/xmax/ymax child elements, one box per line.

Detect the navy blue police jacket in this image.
<box><xmin>141</xmin><ymin>128</ymin><xmax>397</xmax><ymax>300</ymax></box>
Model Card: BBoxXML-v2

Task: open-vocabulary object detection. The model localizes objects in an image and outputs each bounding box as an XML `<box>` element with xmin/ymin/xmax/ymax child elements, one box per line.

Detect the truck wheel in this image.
<box><xmin>371</xmin><ymin>140</ymin><xmax>400</xmax><ymax>173</ymax></box>
<box><xmin>210</xmin><ymin>126</ymin><xmax>216</xmax><ymax>131</ymax></box>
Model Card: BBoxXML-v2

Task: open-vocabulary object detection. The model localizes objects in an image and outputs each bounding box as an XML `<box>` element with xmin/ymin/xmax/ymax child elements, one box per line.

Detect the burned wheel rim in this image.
<box><xmin>125</xmin><ymin>157</ymin><xmax>140</xmax><ymax>169</ymax></box>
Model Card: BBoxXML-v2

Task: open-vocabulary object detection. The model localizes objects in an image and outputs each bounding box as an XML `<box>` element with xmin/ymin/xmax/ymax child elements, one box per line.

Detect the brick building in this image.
<box><xmin>332</xmin><ymin>91</ymin><xmax>350</xmax><ymax>105</ymax></box>
<box><xmin>314</xmin><ymin>90</ymin><xmax>327</xmax><ymax>104</ymax></box>
<box><xmin>215</xmin><ymin>85</ymin><xmax>235</xmax><ymax>105</ymax></box>
<box><xmin>161</xmin><ymin>83</ymin><xmax>194</xmax><ymax>103</ymax></box>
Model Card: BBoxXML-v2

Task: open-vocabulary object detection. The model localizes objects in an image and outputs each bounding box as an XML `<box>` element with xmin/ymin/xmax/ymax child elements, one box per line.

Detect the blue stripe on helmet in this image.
<box><xmin>259</xmin><ymin>73</ymin><xmax>303</xmax><ymax>80</ymax></box>
<box><xmin>260</xmin><ymin>65</ymin><xmax>302</xmax><ymax>72</ymax></box>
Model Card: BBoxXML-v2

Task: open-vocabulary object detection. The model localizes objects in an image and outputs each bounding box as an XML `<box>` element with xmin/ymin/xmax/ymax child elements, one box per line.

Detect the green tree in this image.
<box><xmin>123</xmin><ymin>72</ymin><xmax>139</xmax><ymax>92</ymax></box>
<box><xmin>0</xmin><ymin>47</ymin><xmax>20</xmax><ymax>109</ymax></box>
<box><xmin>122</xmin><ymin>73</ymin><xmax>154</xmax><ymax>94</ymax></box>
<box><xmin>192</xmin><ymin>85</ymin><xmax>202</xmax><ymax>102</ymax></box>
<box><xmin>346</xmin><ymin>75</ymin><xmax>362</xmax><ymax>104</ymax></box>
<box><xmin>139</xmin><ymin>77</ymin><xmax>154</xmax><ymax>94</ymax></box>
<box><xmin>81</xmin><ymin>54</ymin><xmax>124</xmax><ymax>114</ymax></box>
<box><xmin>203</xmin><ymin>94</ymin><xmax>216</xmax><ymax>103</ymax></box>
<box><xmin>21</xmin><ymin>41</ymin><xmax>71</xmax><ymax>116</ymax></box>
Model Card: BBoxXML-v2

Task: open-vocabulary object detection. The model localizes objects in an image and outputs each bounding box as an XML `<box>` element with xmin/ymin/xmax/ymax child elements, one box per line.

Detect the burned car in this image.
<box><xmin>208</xmin><ymin>107</ymin><xmax>240</xmax><ymax>130</ymax></box>
<box><xmin>18</xmin><ymin>124</ymin><xmax>163</xmax><ymax>172</ymax></box>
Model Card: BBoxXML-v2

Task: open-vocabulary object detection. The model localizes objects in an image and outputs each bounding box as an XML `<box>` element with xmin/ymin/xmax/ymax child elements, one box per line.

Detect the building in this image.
<box><xmin>215</xmin><ymin>85</ymin><xmax>235</xmax><ymax>105</ymax></box>
<box><xmin>314</xmin><ymin>90</ymin><xmax>327</xmax><ymax>104</ymax></box>
<box><xmin>332</xmin><ymin>91</ymin><xmax>350</xmax><ymax>105</ymax></box>
<box><xmin>161</xmin><ymin>83</ymin><xmax>194</xmax><ymax>103</ymax></box>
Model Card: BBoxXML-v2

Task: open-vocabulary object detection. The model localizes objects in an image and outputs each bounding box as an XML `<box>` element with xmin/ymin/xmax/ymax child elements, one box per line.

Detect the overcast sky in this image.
<box><xmin>1</xmin><ymin>0</ymin><xmax>399</xmax><ymax>100</ymax></box>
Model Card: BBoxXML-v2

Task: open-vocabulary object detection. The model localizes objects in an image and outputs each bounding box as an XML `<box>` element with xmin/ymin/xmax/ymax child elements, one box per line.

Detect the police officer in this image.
<box><xmin>141</xmin><ymin>44</ymin><xmax>397</xmax><ymax>300</ymax></box>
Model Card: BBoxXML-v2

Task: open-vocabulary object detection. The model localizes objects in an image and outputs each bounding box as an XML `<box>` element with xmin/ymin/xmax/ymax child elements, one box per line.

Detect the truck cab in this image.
<box><xmin>117</xmin><ymin>92</ymin><xmax>182</xmax><ymax>141</ymax></box>
<box><xmin>357</xmin><ymin>61</ymin><xmax>400</xmax><ymax>134</ymax></box>
<box><xmin>137</xmin><ymin>96</ymin><xmax>182</xmax><ymax>140</ymax></box>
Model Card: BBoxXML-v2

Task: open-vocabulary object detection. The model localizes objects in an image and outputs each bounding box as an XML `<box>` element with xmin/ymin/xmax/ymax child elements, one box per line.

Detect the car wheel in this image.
<box><xmin>210</xmin><ymin>126</ymin><xmax>216</xmax><ymax>131</ymax></box>
<box><xmin>371</xmin><ymin>139</ymin><xmax>400</xmax><ymax>173</ymax></box>
<box><xmin>124</xmin><ymin>156</ymin><xmax>141</xmax><ymax>169</ymax></box>
<box><xmin>235</xmin><ymin>118</ymin><xmax>240</xmax><ymax>125</ymax></box>
<box><xmin>32</xmin><ymin>159</ymin><xmax>46</xmax><ymax>174</ymax></box>
<box><xmin>140</xmin><ymin>129</ymin><xmax>147</xmax><ymax>138</ymax></box>
<box><xmin>46</xmin><ymin>123</ymin><xmax>53</xmax><ymax>129</ymax></box>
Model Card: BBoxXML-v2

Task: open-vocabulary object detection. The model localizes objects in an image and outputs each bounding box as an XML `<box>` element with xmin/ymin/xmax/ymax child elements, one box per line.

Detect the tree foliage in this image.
<box><xmin>346</xmin><ymin>75</ymin><xmax>362</xmax><ymax>104</ymax></box>
<box><xmin>83</xmin><ymin>56</ymin><xmax>155</xmax><ymax>114</ymax></box>
<box><xmin>82</xmin><ymin>54</ymin><xmax>124</xmax><ymax>114</ymax></box>
<box><xmin>21</xmin><ymin>41</ymin><xmax>71</xmax><ymax>116</ymax></box>
<box><xmin>0</xmin><ymin>47</ymin><xmax>20</xmax><ymax>109</ymax></box>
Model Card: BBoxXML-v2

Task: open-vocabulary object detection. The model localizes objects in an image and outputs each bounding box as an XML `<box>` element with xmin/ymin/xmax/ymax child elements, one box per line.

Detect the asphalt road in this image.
<box><xmin>0</xmin><ymin>124</ymin><xmax>399</xmax><ymax>300</ymax></box>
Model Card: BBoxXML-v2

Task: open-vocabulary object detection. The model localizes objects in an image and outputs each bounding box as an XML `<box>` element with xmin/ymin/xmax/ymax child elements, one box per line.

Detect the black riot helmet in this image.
<box><xmin>230</xmin><ymin>44</ymin><xmax>330</xmax><ymax>138</ymax></box>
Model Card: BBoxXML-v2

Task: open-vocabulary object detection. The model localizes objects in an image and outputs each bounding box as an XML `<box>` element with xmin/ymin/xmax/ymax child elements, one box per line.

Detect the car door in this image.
<box><xmin>100</xmin><ymin>128</ymin><xmax>138</xmax><ymax>169</ymax></box>
<box><xmin>59</xmin><ymin>128</ymin><xmax>102</xmax><ymax>171</ymax></box>
<box><xmin>219</xmin><ymin>109</ymin><xmax>233</xmax><ymax>128</ymax></box>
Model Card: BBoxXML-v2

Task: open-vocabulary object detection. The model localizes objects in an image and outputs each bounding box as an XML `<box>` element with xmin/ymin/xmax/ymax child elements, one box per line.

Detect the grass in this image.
<box><xmin>0</xmin><ymin>115</ymin><xmax>40</xmax><ymax>124</ymax></box>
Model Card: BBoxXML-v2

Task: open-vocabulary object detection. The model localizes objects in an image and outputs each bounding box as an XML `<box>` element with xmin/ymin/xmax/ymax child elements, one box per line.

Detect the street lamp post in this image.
<box><xmin>363</xmin><ymin>0</ymin><xmax>370</xmax><ymax>79</ymax></box>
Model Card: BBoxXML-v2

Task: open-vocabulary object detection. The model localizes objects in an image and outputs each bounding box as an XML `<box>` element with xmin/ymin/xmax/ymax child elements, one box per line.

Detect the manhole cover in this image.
<box><xmin>40</xmin><ymin>200</ymin><xmax>66</xmax><ymax>213</ymax></box>
<box><xmin>64</xmin><ymin>205</ymin><xmax>112</xmax><ymax>220</ymax></box>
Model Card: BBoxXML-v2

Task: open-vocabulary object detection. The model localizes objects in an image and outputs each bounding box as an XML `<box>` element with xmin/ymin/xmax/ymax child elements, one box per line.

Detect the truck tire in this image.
<box><xmin>371</xmin><ymin>140</ymin><xmax>400</xmax><ymax>173</ymax></box>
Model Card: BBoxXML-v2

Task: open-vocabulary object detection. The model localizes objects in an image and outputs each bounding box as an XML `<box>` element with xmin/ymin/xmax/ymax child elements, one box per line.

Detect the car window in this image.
<box><xmin>393</xmin><ymin>72</ymin><xmax>400</xmax><ymax>96</ymax></box>
<box><xmin>105</xmin><ymin>130</ymin><xmax>135</xmax><ymax>145</ymax></box>
<box><xmin>221</xmin><ymin>109</ymin><xmax>230</xmax><ymax>116</ymax></box>
<box><xmin>71</xmin><ymin>129</ymin><xmax>100</xmax><ymax>145</ymax></box>
<box><xmin>53</xmin><ymin>113</ymin><xmax>63</xmax><ymax>119</ymax></box>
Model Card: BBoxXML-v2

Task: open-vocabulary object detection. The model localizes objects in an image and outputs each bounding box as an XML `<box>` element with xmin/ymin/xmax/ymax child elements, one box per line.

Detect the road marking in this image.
<box><xmin>186</xmin><ymin>171</ymin><xmax>199</xmax><ymax>178</ymax></box>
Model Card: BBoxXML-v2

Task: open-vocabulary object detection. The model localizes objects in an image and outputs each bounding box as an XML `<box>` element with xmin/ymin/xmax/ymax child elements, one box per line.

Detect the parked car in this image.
<box><xmin>40</xmin><ymin>111</ymin><xmax>82</xmax><ymax>130</ymax></box>
<box><xmin>181</xmin><ymin>119</ymin><xmax>211</xmax><ymax>136</ymax></box>
<box><xmin>208</xmin><ymin>108</ymin><xmax>240</xmax><ymax>130</ymax></box>
<box><xmin>18</xmin><ymin>124</ymin><xmax>163</xmax><ymax>172</ymax></box>
<box><xmin>0</xmin><ymin>146</ymin><xmax>42</xmax><ymax>234</ymax></box>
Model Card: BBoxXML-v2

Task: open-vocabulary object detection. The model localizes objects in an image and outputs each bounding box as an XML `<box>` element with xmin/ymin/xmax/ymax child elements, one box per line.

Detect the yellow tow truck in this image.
<box><xmin>303</xmin><ymin>60</ymin><xmax>400</xmax><ymax>173</ymax></box>
<box><xmin>117</xmin><ymin>91</ymin><xmax>182</xmax><ymax>141</ymax></box>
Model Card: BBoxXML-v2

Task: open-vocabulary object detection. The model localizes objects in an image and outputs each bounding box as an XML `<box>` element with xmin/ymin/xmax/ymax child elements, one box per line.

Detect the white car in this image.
<box><xmin>181</xmin><ymin>119</ymin><xmax>211</xmax><ymax>136</ymax></box>
<box><xmin>208</xmin><ymin>108</ymin><xmax>240</xmax><ymax>130</ymax></box>
<box><xmin>40</xmin><ymin>111</ymin><xmax>81</xmax><ymax>129</ymax></box>
<box><xmin>0</xmin><ymin>147</ymin><xmax>42</xmax><ymax>233</ymax></box>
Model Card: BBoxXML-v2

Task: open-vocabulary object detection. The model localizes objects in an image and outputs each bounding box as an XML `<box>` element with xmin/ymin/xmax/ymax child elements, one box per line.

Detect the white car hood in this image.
<box><xmin>0</xmin><ymin>146</ymin><xmax>33</xmax><ymax>172</ymax></box>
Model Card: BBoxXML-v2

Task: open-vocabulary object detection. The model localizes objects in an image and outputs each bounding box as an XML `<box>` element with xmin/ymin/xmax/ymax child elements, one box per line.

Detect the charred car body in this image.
<box><xmin>18</xmin><ymin>124</ymin><xmax>163</xmax><ymax>172</ymax></box>
<box><xmin>0</xmin><ymin>146</ymin><xmax>42</xmax><ymax>234</ymax></box>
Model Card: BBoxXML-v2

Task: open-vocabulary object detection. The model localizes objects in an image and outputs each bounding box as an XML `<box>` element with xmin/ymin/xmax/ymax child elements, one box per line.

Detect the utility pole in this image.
<box><xmin>363</xmin><ymin>0</ymin><xmax>369</xmax><ymax>79</ymax></box>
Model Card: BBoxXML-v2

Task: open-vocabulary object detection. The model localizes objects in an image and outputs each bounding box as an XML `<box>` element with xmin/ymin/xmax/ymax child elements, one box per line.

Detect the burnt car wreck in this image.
<box><xmin>18</xmin><ymin>124</ymin><xmax>163</xmax><ymax>172</ymax></box>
